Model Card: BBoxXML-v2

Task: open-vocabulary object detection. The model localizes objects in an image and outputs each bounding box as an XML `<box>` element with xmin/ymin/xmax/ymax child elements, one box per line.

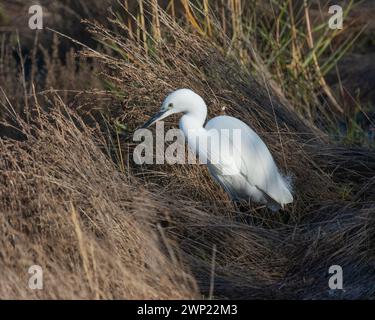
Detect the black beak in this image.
<box><xmin>141</xmin><ymin>110</ymin><xmax>167</xmax><ymax>128</ymax></box>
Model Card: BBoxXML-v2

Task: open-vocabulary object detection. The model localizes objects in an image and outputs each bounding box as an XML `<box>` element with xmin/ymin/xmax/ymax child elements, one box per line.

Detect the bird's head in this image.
<box><xmin>142</xmin><ymin>89</ymin><xmax>207</xmax><ymax>128</ymax></box>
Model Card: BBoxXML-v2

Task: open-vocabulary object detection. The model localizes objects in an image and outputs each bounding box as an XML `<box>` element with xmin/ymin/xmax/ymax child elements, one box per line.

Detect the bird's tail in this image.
<box><xmin>278</xmin><ymin>174</ymin><xmax>294</xmax><ymax>205</ymax></box>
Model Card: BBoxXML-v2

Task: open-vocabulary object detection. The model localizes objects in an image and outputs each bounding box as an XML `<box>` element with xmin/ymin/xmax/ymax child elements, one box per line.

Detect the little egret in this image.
<box><xmin>142</xmin><ymin>89</ymin><xmax>293</xmax><ymax>211</ymax></box>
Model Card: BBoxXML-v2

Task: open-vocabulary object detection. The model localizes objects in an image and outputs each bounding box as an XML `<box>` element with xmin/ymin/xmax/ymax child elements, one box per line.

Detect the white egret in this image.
<box><xmin>142</xmin><ymin>89</ymin><xmax>293</xmax><ymax>211</ymax></box>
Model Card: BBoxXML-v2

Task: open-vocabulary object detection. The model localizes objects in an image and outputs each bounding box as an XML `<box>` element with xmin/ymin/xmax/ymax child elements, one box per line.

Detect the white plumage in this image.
<box><xmin>142</xmin><ymin>88</ymin><xmax>293</xmax><ymax>211</ymax></box>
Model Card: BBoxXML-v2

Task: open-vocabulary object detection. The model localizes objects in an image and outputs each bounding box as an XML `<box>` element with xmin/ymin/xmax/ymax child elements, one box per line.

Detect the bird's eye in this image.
<box><xmin>168</xmin><ymin>103</ymin><xmax>173</xmax><ymax>109</ymax></box>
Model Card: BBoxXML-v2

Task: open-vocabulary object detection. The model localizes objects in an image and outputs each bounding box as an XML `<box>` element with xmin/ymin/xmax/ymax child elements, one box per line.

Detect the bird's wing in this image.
<box><xmin>205</xmin><ymin>116</ymin><xmax>293</xmax><ymax>205</ymax></box>
<box><xmin>207</xmin><ymin>163</ymin><xmax>241</xmax><ymax>200</ymax></box>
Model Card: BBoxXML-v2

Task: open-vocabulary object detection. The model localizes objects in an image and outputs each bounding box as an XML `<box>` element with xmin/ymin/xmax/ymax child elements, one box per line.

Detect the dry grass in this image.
<box><xmin>0</xmin><ymin>0</ymin><xmax>374</xmax><ymax>299</ymax></box>
<box><xmin>0</xmin><ymin>101</ymin><xmax>198</xmax><ymax>299</ymax></box>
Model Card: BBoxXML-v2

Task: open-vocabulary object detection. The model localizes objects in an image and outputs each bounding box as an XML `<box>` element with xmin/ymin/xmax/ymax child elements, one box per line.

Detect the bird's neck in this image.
<box><xmin>179</xmin><ymin>113</ymin><xmax>206</xmax><ymax>134</ymax></box>
<box><xmin>179</xmin><ymin>105</ymin><xmax>207</xmax><ymax>130</ymax></box>
<box><xmin>179</xmin><ymin>113</ymin><xmax>209</xmax><ymax>163</ymax></box>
